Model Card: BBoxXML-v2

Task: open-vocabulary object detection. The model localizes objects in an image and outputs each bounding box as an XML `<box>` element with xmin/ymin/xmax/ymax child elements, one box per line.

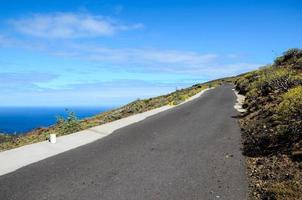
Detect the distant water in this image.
<box><xmin>0</xmin><ymin>107</ymin><xmax>113</xmax><ymax>134</ymax></box>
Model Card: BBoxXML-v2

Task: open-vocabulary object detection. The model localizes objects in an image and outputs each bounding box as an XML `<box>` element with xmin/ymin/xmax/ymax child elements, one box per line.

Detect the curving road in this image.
<box><xmin>0</xmin><ymin>85</ymin><xmax>247</xmax><ymax>200</ymax></box>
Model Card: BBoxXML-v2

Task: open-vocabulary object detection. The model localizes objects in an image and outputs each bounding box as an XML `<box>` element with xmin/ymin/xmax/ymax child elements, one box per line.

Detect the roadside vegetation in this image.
<box><xmin>235</xmin><ymin>48</ymin><xmax>302</xmax><ymax>200</ymax></box>
<box><xmin>2</xmin><ymin>48</ymin><xmax>301</xmax><ymax>199</ymax></box>
<box><xmin>0</xmin><ymin>80</ymin><xmax>224</xmax><ymax>151</ymax></box>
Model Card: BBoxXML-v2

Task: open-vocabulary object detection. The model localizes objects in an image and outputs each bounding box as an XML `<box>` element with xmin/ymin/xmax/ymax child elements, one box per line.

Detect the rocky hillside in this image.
<box><xmin>235</xmin><ymin>48</ymin><xmax>302</xmax><ymax>199</ymax></box>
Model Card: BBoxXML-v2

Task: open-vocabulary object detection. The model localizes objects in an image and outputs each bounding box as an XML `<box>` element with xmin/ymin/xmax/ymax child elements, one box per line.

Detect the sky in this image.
<box><xmin>0</xmin><ymin>0</ymin><xmax>301</xmax><ymax>107</ymax></box>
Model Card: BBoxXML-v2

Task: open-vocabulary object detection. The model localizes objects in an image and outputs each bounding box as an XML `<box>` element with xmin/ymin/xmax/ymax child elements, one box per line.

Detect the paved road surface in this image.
<box><xmin>0</xmin><ymin>85</ymin><xmax>247</xmax><ymax>200</ymax></box>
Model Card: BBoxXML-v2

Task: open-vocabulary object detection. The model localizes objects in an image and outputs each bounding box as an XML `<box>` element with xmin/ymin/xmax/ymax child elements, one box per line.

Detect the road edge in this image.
<box><xmin>0</xmin><ymin>88</ymin><xmax>212</xmax><ymax>176</ymax></box>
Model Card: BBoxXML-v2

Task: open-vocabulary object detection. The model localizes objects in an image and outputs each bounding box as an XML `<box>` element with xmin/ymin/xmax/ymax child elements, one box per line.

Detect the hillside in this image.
<box><xmin>235</xmin><ymin>48</ymin><xmax>302</xmax><ymax>199</ymax></box>
<box><xmin>0</xmin><ymin>79</ymin><xmax>225</xmax><ymax>151</ymax></box>
<box><xmin>1</xmin><ymin>48</ymin><xmax>301</xmax><ymax>199</ymax></box>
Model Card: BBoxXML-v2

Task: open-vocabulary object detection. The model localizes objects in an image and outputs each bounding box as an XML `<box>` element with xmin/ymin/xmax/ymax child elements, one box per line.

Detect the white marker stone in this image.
<box><xmin>50</xmin><ymin>134</ymin><xmax>57</xmax><ymax>144</ymax></box>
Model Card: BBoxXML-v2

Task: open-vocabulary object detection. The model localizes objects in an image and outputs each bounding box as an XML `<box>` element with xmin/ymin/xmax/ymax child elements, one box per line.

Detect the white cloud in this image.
<box><xmin>4</xmin><ymin>12</ymin><xmax>261</xmax><ymax>77</ymax></box>
<box><xmin>48</xmin><ymin>43</ymin><xmax>261</xmax><ymax>77</ymax></box>
<box><xmin>9</xmin><ymin>12</ymin><xmax>143</xmax><ymax>38</ymax></box>
<box><xmin>0</xmin><ymin>34</ymin><xmax>261</xmax><ymax>78</ymax></box>
<box><xmin>0</xmin><ymin>34</ymin><xmax>14</xmax><ymax>47</ymax></box>
<box><xmin>136</xmin><ymin>50</ymin><xmax>218</xmax><ymax>64</ymax></box>
<box><xmin>0</xmin><ymin>72</ymin><xmax>58</xmax><ymax>92</ymax></box>
<box><xmin>51</xmin><ymin>43</ymin><xmax>218</xmax><ymax>65</ymax></box>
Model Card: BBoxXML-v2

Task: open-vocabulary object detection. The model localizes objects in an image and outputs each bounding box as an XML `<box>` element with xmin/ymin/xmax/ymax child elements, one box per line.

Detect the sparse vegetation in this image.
<box><xmin>253</xmin><ymin>67</ymin><xmax>302</xmax><ymax>95</ymax></box>
<box><xmin>55</xmin><ymin>110</ymin><xmax>82</xmax><ymax>135</ymax></box>
<box><xmin>274</xmin><ymin>48</ymin><xmax>302</xmax><ymax>68</ymax></box>
<box><xmin>0</xmin><ymin>134</ymin><xmax>15</xmax><ymax>144</ymax></box>
<box><xmin>0</xmin><ymin>79</ymin><xmax>224</xmax><ymax>151</ymax></box>
<box><xmin>5</xmin><ymin>48</ymin><xmax>301</xmax><ymax>199</ymax></box>
<box><xmin>277</xmin><ymin>86</ymin><xmax>302</xmax><ymax>118</ymax></box>
<box><xmin>235</xmin><ymin>48</ymin><xmax>302</xmax><ymax>199</ymax></box>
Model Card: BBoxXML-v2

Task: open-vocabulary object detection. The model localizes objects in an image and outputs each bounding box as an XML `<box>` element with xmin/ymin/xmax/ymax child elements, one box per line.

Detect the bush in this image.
<box><xmin>276</xmin><ymin>86</ymin><xmax>302</xmax><ymax>143</ymax></box>
<box><xmin>296</xmin><ymin>57</ymin><xmax>302</xmax><ymax>69</ymax></box>
<box><xmin>235</xmin><ymin>71</ymin><xmax>259</xmax><ymax>94</ymax></box>
<box><xmin>170</xmin><ymin>93</ymin><xmax>189</xmax><ymax>105</ymax></box>
<box><xmin>277</xmin><ymin>86</ymin><xmax>302</xmax><ymax>119</ymax></box>
<box><xmin>56</xmin><ymin>110</ymin><xmax>82</xmax><ymax>135</ymax></box>
<box><xmin>274</xmin><ymin>48</ymin><xmax>302</xmax><ymax>67</ymax></box>
<box><xmin>0</xmin><ymin>134</ymin><xmax>14</xmax><ymax>144</ymax></box>
<box><xmin>253</xmin><ymin>68</ymin><xmax>302</xmax><ymax>95</ymax></box>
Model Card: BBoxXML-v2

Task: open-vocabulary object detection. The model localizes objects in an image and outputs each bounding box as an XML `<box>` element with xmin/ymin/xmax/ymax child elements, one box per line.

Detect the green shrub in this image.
<box><xmin>253</xmin><ymin>68</ymin><xmax>302</xmax><ymax>95</ymax></box>
<box><xmin>170</xmin><ymin>94</ymin><xmax>184</xmax><ymax>105</ymax></box>
<box><xmin>56</xmin><ymin>110</ymin><xmax>82</xmax><ymax>135</ymax></box>
<box><xmin>276</xmin><ymin>86</ymin><xmax>302</xmax><ymax>143</ymax></box>
<box><xmin>277</xmin><ymin>86</ymin><xmax>302</xmax><ymax>119</ymax></box>
<box><xmin>296</xmin><ymin>57</ymin><xmax>302</xmax><ymax>69</ymax></box>
<box><xmin>246</xmin><ymin>87</ymin><xmax>259</xmax><ymax>99</ymax></box>
<box><xmin>235</xmin><ymin>71</ymin><xmax>259</xmax><ymax>94</ymax></box>
<box><xmin>0</xmin><ymin>134</ymin><xmax>14</xmax><ymax>144</ymax></box>
<box><xmin>274</xmin><ymin>48</ymin><xmax>302</xmax><ymax>66</ymax></box>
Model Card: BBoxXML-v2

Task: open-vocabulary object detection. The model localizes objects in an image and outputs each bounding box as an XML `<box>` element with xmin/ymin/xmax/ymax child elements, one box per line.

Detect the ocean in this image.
<box><xmin>0</xmin><ymin>107</ymin><xmax>113</xmax><ymax>134</ymax></box>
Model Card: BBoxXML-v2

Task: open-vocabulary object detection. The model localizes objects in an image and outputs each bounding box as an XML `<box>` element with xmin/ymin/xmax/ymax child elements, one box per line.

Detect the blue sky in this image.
<box><xmin>0</xmin><ymin>0</ymin><xmax>301</xmax><ymax>106</ymax></box>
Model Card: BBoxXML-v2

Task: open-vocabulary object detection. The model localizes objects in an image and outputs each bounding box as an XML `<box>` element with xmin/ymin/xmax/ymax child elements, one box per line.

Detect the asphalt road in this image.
<box><xmin>0</xmin><ymin>85</ymin><xmax>247</xmax><ymax>200</ymax></box>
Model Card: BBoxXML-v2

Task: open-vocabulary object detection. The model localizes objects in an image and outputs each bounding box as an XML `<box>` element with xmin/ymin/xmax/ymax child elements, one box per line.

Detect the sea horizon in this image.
<box><xmin>0</xmin><ymin>106</ymin><xmax>115</xmax><ymax>135</ymax></box>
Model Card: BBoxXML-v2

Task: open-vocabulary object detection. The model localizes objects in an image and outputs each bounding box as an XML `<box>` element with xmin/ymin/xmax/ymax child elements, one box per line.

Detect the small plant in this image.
<box><xmin>56</xmin><ymin>109</ymin><xmax>82</xmax><ymax>135</ymax></box>
<box><xmin>235</xmin><ymin>71</ymin><xmax>259</xmax><ymax>94</ymax></box>
<box><xmin>271</xmin><ymin>86</ymin><xmax>302</xmax><ymax>147</ymax></box>
<box><xmin>0</xmin><ymin>134</ymin><xmax>14</xmax><ymax>144</ymax></box>
<box><xmin>253</xmin><ymin>68</ymin><xmax>302</xmax><ymax>95</ymax></box>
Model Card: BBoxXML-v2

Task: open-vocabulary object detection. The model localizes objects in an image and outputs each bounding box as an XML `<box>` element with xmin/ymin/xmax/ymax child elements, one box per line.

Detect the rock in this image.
<box><xmin>292</xmin><ymin>150</ymin><xmax>302</xmax><ymax>161</ymax></box>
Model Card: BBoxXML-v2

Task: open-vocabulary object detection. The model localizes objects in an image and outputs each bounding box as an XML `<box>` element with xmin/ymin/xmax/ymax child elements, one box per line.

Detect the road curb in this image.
<box><xmin>0</xmin><ymin>88</ymin><xmax>212</xmax><ymax>176</ymax></box>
